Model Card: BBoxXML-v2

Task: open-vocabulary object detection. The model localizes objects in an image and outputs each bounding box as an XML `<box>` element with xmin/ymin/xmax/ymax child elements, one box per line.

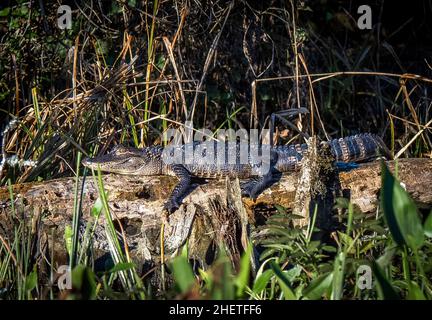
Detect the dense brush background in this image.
<box><xmin>0</xmin><ymin>0</ymin><xmax>431</xmax><ymax>300</ymax></box>
<box><xmin>1</xmin><ymin>0</ymin><xmax>431</xmax><ymax>183</ymax></box>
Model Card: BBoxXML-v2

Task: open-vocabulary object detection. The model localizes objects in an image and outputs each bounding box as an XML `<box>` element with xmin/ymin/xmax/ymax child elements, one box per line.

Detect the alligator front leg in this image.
<box><xmin>240</xmin><ymin>178</ymin><xmax>260</xmax><ymax>197</ymax></box>
<box><xmin>241</xmin><ymin>171</ymin><xmax>276</xmax><ymax>200</ymax></box>
<box><xmin>164</xmin><ymin>164</ymin><xmax>192</xmax><ymax>213</ymax></box>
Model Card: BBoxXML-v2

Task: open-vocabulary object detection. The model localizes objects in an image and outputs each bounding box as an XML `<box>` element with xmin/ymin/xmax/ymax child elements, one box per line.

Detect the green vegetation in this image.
<box><xmin>1</xmin><ymin>162</ymin><xmax>431</xmax><ymax>299</ymax></box>
<box><xmin>0</xmin><ymin>1</ymin><xmax>431</xmax><ymax>300</ymax></box>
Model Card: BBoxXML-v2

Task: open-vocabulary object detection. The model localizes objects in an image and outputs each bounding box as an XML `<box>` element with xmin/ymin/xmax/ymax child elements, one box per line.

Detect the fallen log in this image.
<box><xmin>0</xmin><ymin>158</ymin><xmax>431</xmax><ymax>275</ymax></box>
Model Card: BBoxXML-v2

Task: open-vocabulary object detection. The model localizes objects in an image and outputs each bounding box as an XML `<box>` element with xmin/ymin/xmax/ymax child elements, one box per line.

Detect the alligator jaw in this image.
<box><xmin>81</xmin><ymin>157</ymin><xmax>92</xmax><ymax>167</ymax></box>
<box><xmin>81</xmin><ymin>157</ymin><xmax>108</xmax><ymax>170</ymax></box>
<box><xmin>81</xmin><ymin>150</ymin><xmax>157</xmax><ymax>175</ymax></box>
<box><xmin>82</xmin><ymin>153</ymin><xmax>134</xmax><ymax>174</ymax></box>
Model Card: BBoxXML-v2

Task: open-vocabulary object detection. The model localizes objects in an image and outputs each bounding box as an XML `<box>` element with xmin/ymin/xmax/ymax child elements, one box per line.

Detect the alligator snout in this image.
<box><xmin>81</xmin><ymin>157</ymin><xmax>93</xmax><ymax>167</ymax></box>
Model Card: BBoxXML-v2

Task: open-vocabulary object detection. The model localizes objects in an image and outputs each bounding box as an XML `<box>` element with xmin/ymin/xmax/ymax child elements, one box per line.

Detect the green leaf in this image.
<box><xmin>307</xmin><ymin>241</ymin><xmax>321</xmax><ymax>253</ymax></box>
<box><xmin>25</xmin><ymin>265</ymin><xmax>38</xmax><ymax>293</ymax></box>
<box><xmin>376</xmin><ymin>245</ymin><xmax>397</xmax><ymax>269</ymax></box>
<box><xmin>198</xmin><ymin>268</ymin><xmax>213</xmax><ymax>290</ymax></box>
<box><xmin>372</xmin><ymin>262</ymin><xmax>399</xmax><ymax>300</ymax></box>
<box><xmin>155</xmin><ymin>54</ymin><xmax>166</xmax><ymax>69</ymax></box>
<box><xmin>424</xmin><ymin>212</ymin><xmax>432</xmax><ymax>238</ymax></box>
<box><xmin>334</xmin><ymin>197</ymin><xmax>350</xmax><ymax>209</ymax></box>
<box><xmin>274</xmin><ymin>204</ymin><xmax>287</xmax><ymax>214</ymax></box>
<box><xmin>72</xmin><ymin>265</ymin><xmax>97</xmax><ymax>300</ymax></box>
<box><xmin>17</xmin><ymin>6</ymin><xmax>28</xmax><ymax>16</ymax></box>
<box><xmin>208</xmin><ymin>249</ymin><xmax>235</xmax><ymax>299</ymax></box>
<box><xmin>90</xmin><ymin>197</ymin><xmax>103</xmax><ymax>218</ymax></box>
<box><xmin>108</xmin><ymin>262</ymin><xmax>135</xmax><ymax>274</ymax></box>
<box><xmin>235</xmin><ymin>245</ymin><xmax>252</xmax><ymax>297</ymax></box>
<box><xmin>322</xmin><ymin>245</ymin><xmax>337</xmax><ymax>253</ymax></box>
<box><xmin>64</xmin><ymin>225</ymin><xmax>73</xmax><ymax>258</ymax></box>
<box><xmin>380</xmin><ymin>162</ymin><xmax>424</xmax><ymax>250</ymax></box>
<box><xmin>303</xmin><ymin>272</ymin><xmax>333</xmax><ymax>300</ymax></box>
<box><xmin>270</xmin><ymin>262</ymin><xmax>296</xmax><ymax>300</ymax></box>
<box><xmin>0</xmin><ymin>8</ymin><xmax>10</xmax><ymax>17</ymax></box>
<box><xmin>171</xmin><ymin>255</ymin><xmax>196</xmax><ymax>294</ymax></box>
<box><xmin>331</xmin><ymin>251</ymin><xmax>346</xmax><ymax>300</ymax></box>
<box><xmin>338</xmin><ymin>232</ymin><xmax>354</xmax><ymax>251</ymax></box>
<box><xmin>407</xmin><ymin>281</ymin><xmax>426</xmax><ymax>300</ymax></box>
<box><xmin>283</xmin><ymin>265</ymin><xmax>302</xmax><ymax>282</ymax></box>
<box><xmin>252</xmin><ymin>269</ymin><xmax>274</xmax><ymax>294</ymax></box>
<box><xmin>368</xmin><ymin>224</ymin><xmax>386</xmax><ymax>234</ymax></box>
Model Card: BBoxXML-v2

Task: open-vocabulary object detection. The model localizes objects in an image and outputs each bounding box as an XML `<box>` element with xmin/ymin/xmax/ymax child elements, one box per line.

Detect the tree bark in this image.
<box><xmin>0</xmin><ymin>158</ymin><xmax>431</xmax><ymax>273</ymax></box>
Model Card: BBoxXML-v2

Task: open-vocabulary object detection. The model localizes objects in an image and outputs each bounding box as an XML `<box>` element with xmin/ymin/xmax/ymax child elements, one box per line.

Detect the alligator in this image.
<box><xmin>82</xmin><ymin>133</ymin><xmax>390</xmax><ymax>213</ymax></box>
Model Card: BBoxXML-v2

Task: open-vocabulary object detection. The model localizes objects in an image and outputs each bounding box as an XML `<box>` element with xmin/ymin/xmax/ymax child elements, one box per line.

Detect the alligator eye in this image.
<box><xmin>112</xmin><ymin>146</ymin><xmax>129</xmax><ymax>155</ymax></box>
<box><xmin>125</xmin><ymin>158</ymin><xmax>137</xmax><ymax>164</ymax></box>
<box><xmin>110</xmin><ymin>146</ymin><xmax>121</xmax><ymax>154</ymax></box>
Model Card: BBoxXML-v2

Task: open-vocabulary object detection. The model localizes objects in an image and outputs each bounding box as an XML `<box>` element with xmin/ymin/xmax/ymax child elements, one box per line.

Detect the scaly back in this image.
<box><xmin>274</xmin><ymin>133</ymin><xmax>390</xmax><ymax>173</ymax></box>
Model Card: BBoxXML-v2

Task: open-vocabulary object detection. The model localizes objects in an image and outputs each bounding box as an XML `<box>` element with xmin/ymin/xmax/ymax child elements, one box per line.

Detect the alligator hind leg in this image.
<box><xmin>164</xmin><ymin>164</ymin><xmax>192</xmax><ymax>213</ymax></box>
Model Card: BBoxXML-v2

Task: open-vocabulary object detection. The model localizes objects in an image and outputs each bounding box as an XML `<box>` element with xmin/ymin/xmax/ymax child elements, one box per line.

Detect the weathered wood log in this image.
<box><xmin>0</xmin><ymin>158</ymin><xmax>431</xmax><ymax>274</ymax></box>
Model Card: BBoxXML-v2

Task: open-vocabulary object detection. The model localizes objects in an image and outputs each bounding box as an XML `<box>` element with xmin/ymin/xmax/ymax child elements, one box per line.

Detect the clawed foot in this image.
<box><xmin>240</xmin><ymin>180</ymin><xmax>257</xmax><ymax>198</ymax></box>
<box><xmin>249</xmin><ymin>189</ymin><xmax>260</xmax><ymax>201</ymax></box>
<box><xmin>241</xmin><ymin>187</ymin><xmax>252</xmax><ymax>198</ymax></box>
<box><xmin>163</xmin><ymin>198</ymin><xmax>181</xmax><ymax>214</ymax></box>
<box><xmin>161</xmin><ymin>198</ymin><xmax>183</xmax><ymax>224</ymax></box>
<box><xmin>161</xmin><ymin>208</ymin><xmax>170</xmax><ymax>225</ymax></box>
<box><xmin>240</xmin><ymin>183</ymin><xmax>260</xmax><ymax>201</ymax></box>
<box><xmin>241</xmin><ymin>190</ymin><xmax>259</xmax><ymax>201</ymax></box>
<box><xmin>161</xmin><ymin>201</ymin><xmax>177</xmax><ymax>224</ymax></box>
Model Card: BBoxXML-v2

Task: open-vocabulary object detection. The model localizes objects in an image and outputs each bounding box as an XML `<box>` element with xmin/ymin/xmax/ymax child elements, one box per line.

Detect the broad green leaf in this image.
<box><xmin>274</xmin><ymin>204</ymin><xmax>287</xmax><ymax>214</ymax></box>
<box><xmin>198</xmin><ymin>268</ymin><xmax>213</xmax><ymax>290</ymax></box>
<box><xmin>376</xmin><ymin>245</ymin><xmax>397</xmax><ymax>269</ymax></box>
<box><xmin>252</xmin><ymin>269</ymin><xmax>274</xmax><ymax>294</ymax></box>
<box><xmin>334</xmin><ymin>197</ymin><xmax>350</xmax><ymax>209</ymax></box>
<box><xmin>283</xmin><ymin>265</ymin><xmax>302</xmax><ymax>282</ymax></box>
<box><xmin>235</xmin><ymin>245</ymin><xmax>252</xmax><ymax>297</ymax></box>
<box><xmin>25</xmin><ymin>265</ymin><xmax>38</xmax><ymax>293</ymax></box>
<box><xmin>380</xmin><ymin>162</ymin><xmax>424</xmax><ymax>250</ymax></box>
<box><xmin>338</xmin><ymin>232</ymin><xmax>354</xmax><ymax>253</ymax></box>
<box><xmin>322</xmin><ymin>245</ymin><xmax>338</xmax><ymax>253</ymax></box>
<box><xmin>180</xmin><ymin>241</ymin><xmax>189</xmax><ymax>258</ymax></box>
<box><xmin>108</xmin><ymin>262</ymin><xmax>135</xmax><ymax>274</ymax></box>
<box><xmin>208</xmin><ymin>250</ymin><xmax>235</xmax><ymax>300</ymax></box>
<box><xmin>276</xmin><ymin>278</ymin><xmax>296</xmax><ymax>300</ymax></box>
<box><xmin>331</xmin><ymin>252</ymin><xmax>346</xmax><ymax>300</ymax></box>
<box><xmin>171</xmin><ymin>255</ymin><xmax>195</xmax><ymax>294</ymax></box>
<box><xmin>407</xmin><ymin>281</ymin><xmax>426</xmax><ymax>300</ymax></box>
<box><xmin>72</xmin><ymin>265</ymin><xmax>97</xmax><ymax>300</ymax></box>
<box><xmin>372</xmin><ymin>262</ymin><xmax>399</xmax><ymax>300</ymax></box>
<box><xmin>270</xmin><ymin>262</ymin><xmax>296</xmax><ymax>300</ymax></box>
<box><xmin>303</xmin><ymin>272</ymin><xmax>333</xmax><ymax>300</ymax></box>
<box><xmin>0</xmin><ymin>8</ymin><xmax>10</xmax><ymax>17</ymax></box>
<box><xmin>307</xmin><ymin>241</ymin><xmax>321</xmax><ymax>252</ymax></box>
<box><xmin>90</xmin><ymin>197</ymin><xmax>103</xmax><ymax>218</ymax></box>
<box><xmin>424</xmin><ymin>212</ymin><xmax>432</xmax><ymax>238</ymax></box>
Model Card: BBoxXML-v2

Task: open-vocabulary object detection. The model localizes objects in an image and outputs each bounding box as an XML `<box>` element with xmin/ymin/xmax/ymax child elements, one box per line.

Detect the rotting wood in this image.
<box><xmin>292</xmin><ymin>137</ymin><xmax>342</xmax><ymax>230</ymax></box>
<box><xmin>0</xmin><ymin>158</ymin><xmax>431</xmax><ymax>271</ymax></box>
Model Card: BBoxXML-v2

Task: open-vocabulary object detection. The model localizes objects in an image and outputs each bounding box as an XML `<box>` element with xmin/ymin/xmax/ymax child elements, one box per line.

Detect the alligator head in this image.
<box><xmin>82</xmin><ymin>145</ymin><xmax>162</xmax><ymax>175</ymax></box>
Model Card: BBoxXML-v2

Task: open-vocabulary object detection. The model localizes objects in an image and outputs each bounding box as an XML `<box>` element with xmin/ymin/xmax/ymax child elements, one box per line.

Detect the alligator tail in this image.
<box><xmin>328</xmin><ymin>133</ymin><xmax>392</xmax><ymax>163</ymax></box>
